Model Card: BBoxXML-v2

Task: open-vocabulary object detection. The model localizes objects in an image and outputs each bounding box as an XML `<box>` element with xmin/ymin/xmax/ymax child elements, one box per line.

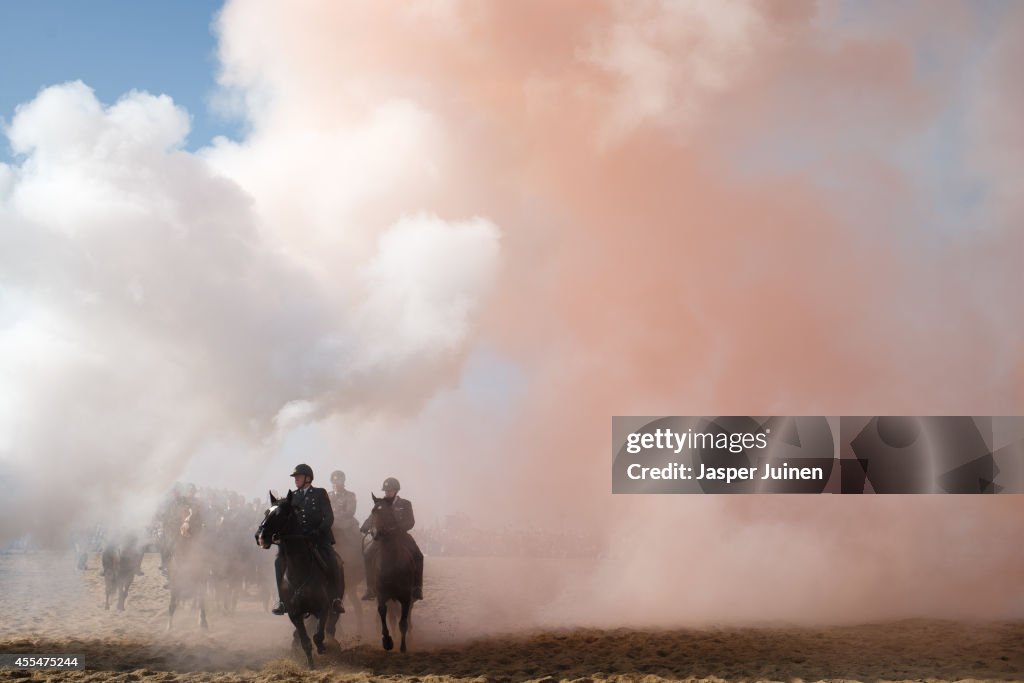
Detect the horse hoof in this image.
<box><xmin>400</xmin><ymin>642</ymin><xmax>406</xmax><ymax>653</ymax></box>
<box><xmin>382</xmin><ymin>636</ymin><xmax>393</xmax><ymax>651</ymax></box>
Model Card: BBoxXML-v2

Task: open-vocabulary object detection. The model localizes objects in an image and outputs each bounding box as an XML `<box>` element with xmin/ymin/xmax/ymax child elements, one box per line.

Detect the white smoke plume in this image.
<box><xmin>0</xmin><ymin>77</ymin><xmax>500</xmax><ymax>543</ymax></box>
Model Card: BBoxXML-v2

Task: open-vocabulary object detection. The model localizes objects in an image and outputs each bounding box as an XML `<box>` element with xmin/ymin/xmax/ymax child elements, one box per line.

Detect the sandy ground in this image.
<box><xmin>0</xmin><ymin>552</ymin><xmax>1021</xmax><ymax>682</ymax></box>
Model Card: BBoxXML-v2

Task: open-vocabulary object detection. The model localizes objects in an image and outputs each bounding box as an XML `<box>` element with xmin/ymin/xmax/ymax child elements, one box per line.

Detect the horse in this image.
<box><xmin>166</xmin><ymin>507</ymin><xmax>209</xmax><ymax>631</ymax></box>
<box><xmin>101</xmin><ymin>532</ymin><xmax>143</xmax><ymax>611</ymax></box>
<box><xmin>255</xmin><ymin>490</ymin><xmax>334</xmax><ymax>669</ymax></box>
<box><xmin>210</xmin><ymin>509</ymin><xmax>249</xmax><ymax>614</ymax></box>
<box><xmin>366</xmin><ymin>493</ymin><xmax>419</xmax><ymax>653</ymax></box>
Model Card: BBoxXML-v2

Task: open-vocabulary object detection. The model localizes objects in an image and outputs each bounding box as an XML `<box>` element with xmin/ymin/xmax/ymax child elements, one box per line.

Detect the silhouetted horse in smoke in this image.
<box><xmin>366</xmin><ymin>493</ymin><xmax>418</xmax><ymax>653</ymax></box>
<box><xmin>166</xmin><ymin>507</ymin><xmax>209</xmax><ymax>631</ymax></box>
<box><xmin>211</xmin><ymin>508</ymin><xmax>250</xmax><ymax>614</ymax></box>
<box><xmin>255</xmin><ymin>491</ymin><xmax>333</xmax><ymax>669</ymax></box>
<box><xmin>101</xmin><ymin>532</ymin><xmax>143</xmax><ymax>611</ymax></box>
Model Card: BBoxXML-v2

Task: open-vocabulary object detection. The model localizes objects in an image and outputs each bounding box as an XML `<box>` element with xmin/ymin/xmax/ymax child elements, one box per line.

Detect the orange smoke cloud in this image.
<box><xmin>206</xmin><ymin>0</ymin><xmax>1024</xmax><ymax>625</ymax></box>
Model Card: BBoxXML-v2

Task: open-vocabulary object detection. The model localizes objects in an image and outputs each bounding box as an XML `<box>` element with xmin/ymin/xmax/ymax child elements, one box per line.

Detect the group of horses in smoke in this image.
<box><xmin>96</xmin><ymin>489</ymin><xmax>418</xmax><ymax>668</ymax></box>
<box><xmin>98</xmin><ymin>505</ymin><xmax>229</xmax><ymax>628</ymax></box>
<box><xmin>256</xmin><ymin>490</ymin><xmax>420</xmax><ymax>667</ymax></box>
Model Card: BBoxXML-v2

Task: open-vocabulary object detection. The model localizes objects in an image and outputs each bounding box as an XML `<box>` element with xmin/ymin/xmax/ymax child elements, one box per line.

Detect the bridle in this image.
<box><xmin>257</xmin><ymin>505</ymin><xmax>315</xmax><ymax>548</ymax></box>
<box><xmin>369</xmin><ymin>502</ymin><xmax>400</xmax><ymax>540</ymax></box>
<box><xmin>256</xmin><ymin>506</ymin><xmax>282</xmax><ymax>547</ymax></box>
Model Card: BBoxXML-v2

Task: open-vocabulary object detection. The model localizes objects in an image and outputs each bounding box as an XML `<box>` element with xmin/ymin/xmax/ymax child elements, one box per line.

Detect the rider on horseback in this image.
<box><xmin>329</xmin><ymin>470</ymin><xmax>360</xmax><ymax>541</ymax></box>
<box><xmin>360</xmin><ymin>477</ymin><xmax>424</xmax><ymax>601</ymax></box>
<box><xmin>271</xmin><ymin>464</ymin><xmax>345</xmax><ymax>616</ymax></box>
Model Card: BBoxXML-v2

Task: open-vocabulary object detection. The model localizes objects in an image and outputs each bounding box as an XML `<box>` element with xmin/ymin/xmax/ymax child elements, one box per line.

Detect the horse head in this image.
<box><xmin>369</xmin><ymin>493</ymin><xmax>398</xmax><ymax>537</ymax></box>
<box><xmin>256</xmin><ymin>489</ymin><xmax>297</xmax><ymax>549</ymax></box>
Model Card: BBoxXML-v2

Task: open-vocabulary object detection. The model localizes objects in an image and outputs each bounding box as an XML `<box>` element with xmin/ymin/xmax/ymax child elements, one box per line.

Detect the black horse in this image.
<box><xmin>366</xmin><ymin>493</ymin><xmax>418</xmax><ymax>653</ymax></box>
<box><xmin>255</xmin><ymin>491</ymin><xmax>334</xmax><ymax>669</ymax></box>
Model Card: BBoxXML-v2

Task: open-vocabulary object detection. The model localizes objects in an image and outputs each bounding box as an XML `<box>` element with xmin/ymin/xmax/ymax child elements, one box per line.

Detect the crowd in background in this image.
<box><xmin>3</xmin><ymin>484</ymin><xmax>604</xmax><ymax>560</ymax></box>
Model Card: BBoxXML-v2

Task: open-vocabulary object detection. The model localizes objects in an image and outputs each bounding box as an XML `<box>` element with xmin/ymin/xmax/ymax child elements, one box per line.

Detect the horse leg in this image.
<box><xmin>313</xmin><ymin>605</ymin><xmax>328</xmax><ymax>654</ymax></box>
<box><xmin>399</xmin><ymin>598</ymin><xmax>411</xmax><ymax>653</ymax></box>
<box><xmin>167</xmin><ymin>589</ymin><xmax>177</xmax><ymax>631</ymax></box>
<box><xmin>198</xmin><ymin>591</ymin><xmax>208</xmax><ymax>630</ymax></box>
<box><xmin>387</xmin><ymin>599</ymin><xmax>398</xmax><ymax>633</ymax></box>
<box><xmin>325</xmin><ymin>609</ymin><xmax>338</xmax><ymax>641</ymax></box>
<box><xmin>378</xmin><ymin>598</ymin><xmax>393</xmax><ymax>651</ymax></box>
<box><xmin>290</xmin><ymin>612</ymin><xmax>315</xmax><ymax>669</ymax></box>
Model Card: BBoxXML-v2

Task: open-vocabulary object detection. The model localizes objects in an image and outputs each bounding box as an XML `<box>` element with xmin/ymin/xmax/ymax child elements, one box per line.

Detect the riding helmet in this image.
<box><xmin>382</xmin><ymin>477</ymin><xmax>401</xmax><ymax>492</ymax></box>
<box><xmin>330</xmin><ymin>470</ymin><xmax>346</xmax><ymax>484</ymax></box>
<box><xmin>291</xmin><ymin>463</ymin><xmax>314</xmax><ymax>479</ymax></box>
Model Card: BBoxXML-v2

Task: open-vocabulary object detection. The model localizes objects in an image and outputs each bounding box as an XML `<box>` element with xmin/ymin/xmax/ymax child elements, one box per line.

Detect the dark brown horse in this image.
<box><xmin>101</xmin><ymin>532</ymin><xmax>143</xmax><ymax>611</ymax></box>
<box><xmin>255</xmin><ymin>491</ymin><xmax>334</xmax><ymax>669</ymax></box>
<box><xmin>166</xmin><ymin>507</ymin><xmax>209</xmax><ymax>631</ymax></box>
<box><xmin>366</xmin><ymin>493</ymin><xmax>418</xmax><ymax>652</ymax></box>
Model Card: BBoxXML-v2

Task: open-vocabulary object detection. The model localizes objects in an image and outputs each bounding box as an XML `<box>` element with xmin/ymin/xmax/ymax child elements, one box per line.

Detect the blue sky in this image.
<box><xmin>0</xmin><ymin>0</ymin><xmax>235</xmax><ymax>159</ymax></box>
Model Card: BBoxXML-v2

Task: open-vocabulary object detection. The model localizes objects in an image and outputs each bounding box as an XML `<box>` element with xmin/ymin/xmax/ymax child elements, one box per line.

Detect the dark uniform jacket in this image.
<box><xmin>360</xmin><ymin>496</ymin><xmax>415</xmax><ymax>536</ymax></box>
<box><xmin>329</xmin><ymin>489</ymin><xmax>358</xmax><ymax>520</ymax></box>
<box><xmin>294</xmin><ymin>486</ymin><xmax>335</xmax><ymax>545</ymax></box>
<box><xmin>329</xmin><ymin>488</ymin><xmax>360</xmax><ymax>536</ymax></box>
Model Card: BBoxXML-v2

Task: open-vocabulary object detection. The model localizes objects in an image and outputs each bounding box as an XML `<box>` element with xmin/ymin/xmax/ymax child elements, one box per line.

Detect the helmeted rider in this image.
<box><xmin>329</xmin><ymin>470</ymin><xmax>360</xmax><ymax>541</ymax></box>
<box><xmin>359</xmin><ymin>477</ymin><xmax>424</xmax><ymax>601</ymax></box>
<box><xmin>271</xmin><ymin>464</ymin><xmax>345</xmax><ymax>616</ymax></box>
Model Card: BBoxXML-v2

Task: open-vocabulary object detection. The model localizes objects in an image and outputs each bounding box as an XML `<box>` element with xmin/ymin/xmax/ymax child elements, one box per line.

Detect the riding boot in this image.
<box><xmin>271</xmin><ymin>551</ymin><xmax>288</xmax><ymax>615</ymax></box>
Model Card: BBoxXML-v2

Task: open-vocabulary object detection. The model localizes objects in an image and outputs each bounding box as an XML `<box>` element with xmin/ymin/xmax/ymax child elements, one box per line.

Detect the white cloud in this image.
<box><xmin>0</xmin><ymin>77</ymin><xmax>502</xmax><ymax>543</ymax></box>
